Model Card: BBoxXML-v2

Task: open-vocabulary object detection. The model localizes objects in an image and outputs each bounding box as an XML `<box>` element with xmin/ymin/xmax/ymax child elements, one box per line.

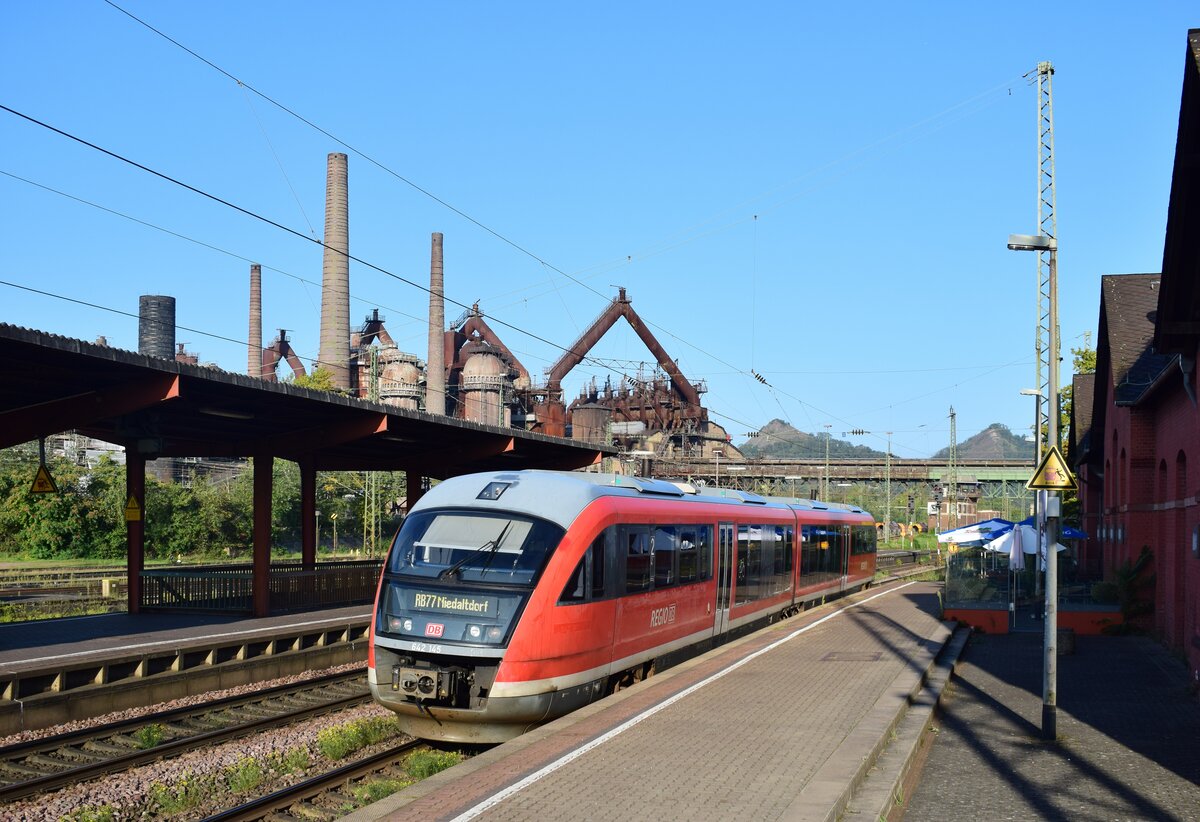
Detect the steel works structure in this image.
<box><xmin>0</xmin><ymin>324</ymin><xmax>611</xmax><ymax>618</ymax></box>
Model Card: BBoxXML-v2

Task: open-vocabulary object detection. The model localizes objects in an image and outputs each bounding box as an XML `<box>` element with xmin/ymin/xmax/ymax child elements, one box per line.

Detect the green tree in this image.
<box><xmin>288</xmin><ymin>367</ymin><xmax>338</xmax><ymax>392</ymax></box>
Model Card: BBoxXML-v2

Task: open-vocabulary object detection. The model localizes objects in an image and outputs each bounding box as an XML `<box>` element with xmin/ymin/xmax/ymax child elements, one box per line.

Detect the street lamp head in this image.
<box><xmin>1007</xmin><ymin>233</ymin><xmax>1056</xmax><ymax>252</ymax></box>
<box><xmin>1019</xmin><ymin>388</ymin><xmax>1043</xmax><ymax>397</ymax></box>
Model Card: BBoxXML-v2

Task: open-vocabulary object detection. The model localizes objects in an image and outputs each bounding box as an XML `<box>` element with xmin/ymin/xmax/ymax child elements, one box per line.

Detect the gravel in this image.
<box><xmin>1</xmin><ymin>662</ymin><xmax>403</xmax><ymax>821</ymax></box>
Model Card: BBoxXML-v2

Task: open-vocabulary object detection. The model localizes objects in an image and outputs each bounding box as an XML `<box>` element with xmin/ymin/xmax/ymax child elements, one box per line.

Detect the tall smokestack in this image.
<box><xmin>138</xmin><ymin>295</ymin><xmax>175</xmax><ymax>360</ymax></box>
<box><xmin>248</xmin><ymin>263</ymin><xmax>262</xmax><ymax>377</ymax></box>
<box><xmin>426</xmin><ymin>232</ymin><xmax>446</xmax><ymax>415</ymax></box>
<box><xmin>319</xmin><ymin>152</ymin><xmax>351</xmax><ymax>389</ymax></box>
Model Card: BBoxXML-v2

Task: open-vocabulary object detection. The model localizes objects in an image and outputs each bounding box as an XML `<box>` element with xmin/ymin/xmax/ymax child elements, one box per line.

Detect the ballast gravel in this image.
<box><xmin>1</xmin><ymin>663</ymin><xmax>401</xmax><ymax>821</ymax></box>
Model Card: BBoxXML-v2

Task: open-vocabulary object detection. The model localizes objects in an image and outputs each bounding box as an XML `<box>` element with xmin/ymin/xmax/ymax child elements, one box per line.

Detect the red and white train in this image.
<box><xmin>368</xmin><ymin>470</ymin><xmax>876</xmax><ymax>743</ymax></box>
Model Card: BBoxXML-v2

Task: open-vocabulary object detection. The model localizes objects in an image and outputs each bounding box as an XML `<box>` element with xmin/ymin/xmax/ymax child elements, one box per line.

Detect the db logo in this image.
<box><xmin>424</xmin><ymin>623</ymin><xmax>445</xmax><ymax>638</ymax></box>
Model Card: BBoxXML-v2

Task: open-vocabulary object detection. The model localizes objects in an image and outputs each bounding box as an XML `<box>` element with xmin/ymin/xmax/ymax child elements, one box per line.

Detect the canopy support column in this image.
<box><xmin>252</xmin><ymin>456</ymin><xmax>273</xmax><ymax>617</ymax></box>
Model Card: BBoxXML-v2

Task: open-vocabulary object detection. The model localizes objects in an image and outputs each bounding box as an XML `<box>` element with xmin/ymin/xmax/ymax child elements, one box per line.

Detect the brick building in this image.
<box><xmin>1073</xmin><ymin>30</ymin><xmax>1200</xmax><ymax>679</ymax></box>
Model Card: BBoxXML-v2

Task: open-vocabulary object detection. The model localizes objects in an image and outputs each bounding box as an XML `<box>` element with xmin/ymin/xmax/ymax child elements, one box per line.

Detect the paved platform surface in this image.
<box><xmin>346</xmin><ymin>580</ymin><xmax>951</xmax><ymax>822</ymax></box>
<box><xmin>0</xmin><ymin>605</ymin><xmax>370</xmax><ymax>674</ymax></box>
<box><xmin>901</xmin><ymin>631</ymin><xmax>1200</xmax><ymax>821</ymax></box>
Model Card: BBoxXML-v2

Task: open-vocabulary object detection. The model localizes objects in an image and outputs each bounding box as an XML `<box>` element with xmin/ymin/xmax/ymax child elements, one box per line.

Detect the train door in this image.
<box><xmin>714</xmin><ymin>521</ymin><xmax>734</xmax><ymax>636</ymax></box>
<box><xmin>840</xmin><ymin>524</ymin><xmax>851</xmax><ymax>590</ymax></box>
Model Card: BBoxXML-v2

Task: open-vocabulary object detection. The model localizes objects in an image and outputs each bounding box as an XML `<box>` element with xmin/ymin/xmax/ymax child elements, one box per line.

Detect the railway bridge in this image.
<box><xmin>646</xmin><ymin>456</ymin><xmax>1036</xmax><ymax>522</ymax></box>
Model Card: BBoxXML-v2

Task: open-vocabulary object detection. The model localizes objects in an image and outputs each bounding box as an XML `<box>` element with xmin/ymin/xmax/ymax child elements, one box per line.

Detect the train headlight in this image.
<box><xmin>466</xmin><ymin>624</ymin><xmax>483</xmax><ymax>640</ymax></box>
<box><xmin>485</xmin><ymin>626</ymin><xmax>504</xmax><ymax>641</ymax></box>
<box><xmin>386</xmin><ymin>616</ymin><xmax>414</xmax><ymax>633</ymax></box>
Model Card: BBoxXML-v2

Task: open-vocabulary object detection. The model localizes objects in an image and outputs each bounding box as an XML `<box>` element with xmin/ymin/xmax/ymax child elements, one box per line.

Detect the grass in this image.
<box><xmin>225</xmin><ymin>757</ymin><xmax>265</xmax><ymax>793</ymax></box>
<box><xmin>148</xmin><ymin>773</ymin><xmax>208</xmax><ymax>816</ymax></box>
<box><xmin>133</xmin><ymin>723</ymin><xmax>166</xmax><ymax>749</ymax></box>
<box><xmin>405</xmin><ymin>749</ymin><xmax>463</xmax><ymax>779</ymax></box>
<box><xmin>316</xmin><ymin>716</ymin><xmax>405</xmax><ymax>761</ymax></box>
<box><xmin>61</xmin><ymin>807</ymin><xmax>118</xmax><ymax>822</ymax></box>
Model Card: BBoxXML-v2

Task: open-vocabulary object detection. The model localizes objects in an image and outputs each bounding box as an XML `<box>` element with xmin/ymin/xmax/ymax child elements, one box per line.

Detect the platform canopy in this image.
<box><xmin>0</xmin><ymin>324</ymin><xmax>611</xmax><ymax>475</ymax></box>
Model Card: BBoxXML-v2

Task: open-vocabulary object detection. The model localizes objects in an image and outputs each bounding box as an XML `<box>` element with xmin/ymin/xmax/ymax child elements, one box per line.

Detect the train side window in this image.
<box><xmin>591</xmin><ymin>530</ymin><xmax>608</xmax><ymax>598</ymax></box>
<box><xmin>696</xmin><ymin>525</ymin><xmax>713</xmax><ymax>580</ymax></box>
<box><xmin>623</xmin><ymin>527</ymin><xmax>652</xmax><ymax>593</ymax></box>
<box><xmin>678</xmin><ymin>527</ymin><xmax>698</xmax><ymax>582</ymax></box>
<box><xmin>559</xmin><ymin>531</ymin><xmax>610</xmax><ymax>604</ymax></box>
<box><xmin>851</xmin><ymin>524</ymin><xmax>877</xmax><ymax>554</ymax></box>
<box><xmin>560</xmin><ymin>554</ymin><xmax>588</xmax><ymax>603</ymax></box>
<box><xmin>653</xmin><ymin>525</ymin><xmax>677</xmax><ymax>589</ymax></box>
<box><xmin>735</xmin><ymin>524</ymin><xmax>762</xmax><ymax>605</ymax></box>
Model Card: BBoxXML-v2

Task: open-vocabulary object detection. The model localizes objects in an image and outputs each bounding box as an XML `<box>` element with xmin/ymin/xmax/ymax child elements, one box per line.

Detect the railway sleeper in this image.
<box><xmin>21</xmin><ymin>753</ymin><xmax>69</xmax><ymax>771</ymax></box>
<box><xmin>0</xmin><ymin>760</ymin><xmax>49</xmax><ymax>779</ymax></box>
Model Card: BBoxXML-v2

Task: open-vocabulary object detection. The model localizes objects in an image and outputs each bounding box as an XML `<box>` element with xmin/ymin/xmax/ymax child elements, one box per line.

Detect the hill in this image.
<box><xmin>739</xmin><ymin>419</ymin><xmax>887</xmax><ymax>459</ymax></box>
<box><xmin>931</xmin><ymin>422</ymin><xmax>1034</xmax><ymax>461</ymax></box>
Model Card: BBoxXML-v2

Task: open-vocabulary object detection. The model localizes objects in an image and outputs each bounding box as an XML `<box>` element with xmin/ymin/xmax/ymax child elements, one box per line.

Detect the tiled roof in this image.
<box><xmin>1100</xmin><ymin>274</ymin><xmax>1175</xmax><ymax>405</ymax></box>
<box><xmin>1069</xmin><ymin>372</ymin><xmax>1095</xmax><ymax>464</ymax></box>
<box><xmin>1155</xmin><ymin>28</ymin><xmax>1200</xmax><ymax>354</ymax></box>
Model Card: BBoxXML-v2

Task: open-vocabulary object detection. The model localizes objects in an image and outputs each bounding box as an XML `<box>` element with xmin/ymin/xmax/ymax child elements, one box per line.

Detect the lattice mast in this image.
<box><xmin>948</xmin><ymin>406</ymin><xmax>958</xmax><ymax>528</ymax></box>
<box><xmin>1034</xmin><ymin>61</ymin><xmax>1058</xmax><ymax>456</ymax></box>
<box><xmin>363</xmin><ymin>348</ymin><xmax>380</xmax><ymax>554</ymax></box>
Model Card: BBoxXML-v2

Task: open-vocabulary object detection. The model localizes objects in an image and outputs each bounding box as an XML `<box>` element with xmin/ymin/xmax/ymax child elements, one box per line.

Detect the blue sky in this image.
<box><xmin>2</xmin><ymin>2</ymin><xmax>1195</xmax><ymax>459</ymax></box>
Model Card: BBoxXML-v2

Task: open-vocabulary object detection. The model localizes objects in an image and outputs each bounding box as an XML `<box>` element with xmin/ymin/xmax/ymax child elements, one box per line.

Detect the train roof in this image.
<box><xmin>408</xmin><ymin>470</ymin><xmax>873</xmax><ymax>529</ymax></box>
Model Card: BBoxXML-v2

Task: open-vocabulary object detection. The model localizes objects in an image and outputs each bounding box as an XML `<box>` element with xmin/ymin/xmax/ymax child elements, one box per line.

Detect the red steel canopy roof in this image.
<box><xmin>0</xmin><ymin>324</ymin><xmax>611</xmax><ymax>476</ymax></box>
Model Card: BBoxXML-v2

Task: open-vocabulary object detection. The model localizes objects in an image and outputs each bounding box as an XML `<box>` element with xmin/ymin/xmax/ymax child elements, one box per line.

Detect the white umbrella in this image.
<box><xmin>937</xmin><ymin>518</ymin><xmax>1015</xmax><ymax>546</ymax></box>
<box><xmin>986</xmin><ymin>525</ymin><xmax>1029</xmax><ymax>571</ymax></box>
<box><xmin>986</xmin><ymin>524</ymin><xmax>1065</xmax><ymax>570</ymax></box>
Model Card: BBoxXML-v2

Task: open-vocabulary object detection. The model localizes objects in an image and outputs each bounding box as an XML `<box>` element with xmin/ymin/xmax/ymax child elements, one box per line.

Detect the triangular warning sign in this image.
<box><xmin>30</xmin><ymin>464</ymin><xmax>58</xmax><ymax>494</ymax></box>
<box><xmin>1027</xmin><ymin>445</ymin><xmax>1077</xmax><ymax>491</ymax></box>
<box><xmin>124</xmin><ymin>495</ymin><xmax>143</xmax><ymax>522</ymax></box>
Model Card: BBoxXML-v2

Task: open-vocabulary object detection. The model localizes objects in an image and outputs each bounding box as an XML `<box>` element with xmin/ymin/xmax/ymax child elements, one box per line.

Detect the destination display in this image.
<box><xmin>410</xmin><ymin>590</ymin><xmax>499</xmax><ymax>616</ymax></box>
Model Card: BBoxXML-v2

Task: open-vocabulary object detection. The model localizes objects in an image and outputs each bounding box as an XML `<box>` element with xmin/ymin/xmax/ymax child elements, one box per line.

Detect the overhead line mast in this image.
<box><xmin>1034</xmin><ymin>61</ymin><xmax>1058</xmax><ymax>454</ymax></box>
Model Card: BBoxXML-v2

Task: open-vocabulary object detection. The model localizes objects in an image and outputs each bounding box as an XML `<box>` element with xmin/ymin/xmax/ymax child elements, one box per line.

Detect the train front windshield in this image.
<box><xmin>387</xmin><ymin>511</ymin><xmax>564</xmax><ymax>585</ymax></box>
<box><xmin>378</xmin><ymin>510</ymin><xmax>565</xmax><ymax>647</ymax></box>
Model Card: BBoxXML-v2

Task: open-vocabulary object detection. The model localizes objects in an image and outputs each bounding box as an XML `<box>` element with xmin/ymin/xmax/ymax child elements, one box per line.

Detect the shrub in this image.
<box><xmin>1090</xmin><ymin>581</ymin><xmax>1118</xmax><ymax>603</ymax></box>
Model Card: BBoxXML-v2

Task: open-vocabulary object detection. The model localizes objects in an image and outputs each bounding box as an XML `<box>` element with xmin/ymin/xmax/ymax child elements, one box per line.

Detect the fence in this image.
<box><xmin>140</xmin><ymin>559</ymin><xmax>384</xmax><ymax>614</ymax></box>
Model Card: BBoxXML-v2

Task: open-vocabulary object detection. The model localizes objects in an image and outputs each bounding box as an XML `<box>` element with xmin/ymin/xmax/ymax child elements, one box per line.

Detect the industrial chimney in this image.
<box><xmin>248</xmin><ymin>263</ymin><xmax>262</xmax><ymax>377</ymax></box>
<box><xmin>319</xmin><ymin>152</ymin><xmax>351</xmax><ymax>389</ymax></box>
<box><xmin>138</xmin><ymin>295</ymin><xmax>176</xmax><ymax>360</ymax></box>
<box><xmin>426</xmin><ymin>232</ymin><xmax>446</xmax><ymax>415</ymax></box>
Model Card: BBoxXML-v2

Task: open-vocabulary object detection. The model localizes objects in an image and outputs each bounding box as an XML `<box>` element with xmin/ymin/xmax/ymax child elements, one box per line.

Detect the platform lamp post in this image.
<box><xmin>1008</xmin><ymin>232</ymin><xmax>1060</xmax><ymax>741</ymax></box>
<box><xmin>1020</xmin><ymin>387</ymin><xmax>1044</xmax><ymax>594</ymax></box>
<box><xmin>785</xmin><ymin>475</ymin><xmax>803</xmax><ymax>500</ymax></box>
<box><xmin>713</xmin><ymin>448</ymin><xmax>723</xmax><ymax>488</ymax></box>
<box><xmin>727</xmin><ymin>465</ymin><xmax>746</xmax><ymax>491</ymax></box>
<box><xmin>822</xmin><ymin>423</ymin><xmax>832</xmax><ymax>500</ymax></box>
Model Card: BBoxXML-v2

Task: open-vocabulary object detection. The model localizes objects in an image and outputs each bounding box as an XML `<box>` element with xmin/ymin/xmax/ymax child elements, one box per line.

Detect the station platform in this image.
<box><xmin>0</xmin><ymin>605</ymin><xmax>371</xmax><ymax>735</ymax></box>
<box><xmin>345</xmin><ymin>579</ymin><xmax>958</xmax><ymax>822</ymax></box>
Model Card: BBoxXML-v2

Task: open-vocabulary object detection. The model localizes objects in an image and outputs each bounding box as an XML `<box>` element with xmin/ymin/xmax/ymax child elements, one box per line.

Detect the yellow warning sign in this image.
<box><xmin>124</xmin><ymin>495</ymin><xmax>143</xmax><ymax>522</ymax></box>
<box><xmin>30</xmin><ymin>464</ymin><xmax>58</xmax><ymax>494</ymax></box>
<box><xmin>1027</xmin><ymin>445</ymin><xmax>1077</xmax><ymax>491</ymax></box>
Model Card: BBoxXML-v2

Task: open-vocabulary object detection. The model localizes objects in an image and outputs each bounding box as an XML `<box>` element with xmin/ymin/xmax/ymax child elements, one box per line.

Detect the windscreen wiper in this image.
<box><xmin>437</xmin><ymin>522</ymin><xmax>512</xmax><ymax>580</ymax></box>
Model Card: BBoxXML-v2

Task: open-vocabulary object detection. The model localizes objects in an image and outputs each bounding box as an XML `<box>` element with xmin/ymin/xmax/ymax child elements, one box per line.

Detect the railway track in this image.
<box><xmin>0</xmin><ymin>668</ymin><xmax>370</xmax><ymax>803</ymax></box>
<box><xmin>203</xmin><ymin>740</ymin><xmax>427</xmax><ymax>821</ymax></box>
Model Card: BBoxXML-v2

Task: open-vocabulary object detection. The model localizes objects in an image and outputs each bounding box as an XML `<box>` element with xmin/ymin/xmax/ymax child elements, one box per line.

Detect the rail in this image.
<box><xmin>140</xmin><ymin>559</ymin><xmax>384</xmax><ymax>614</ymax></box>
